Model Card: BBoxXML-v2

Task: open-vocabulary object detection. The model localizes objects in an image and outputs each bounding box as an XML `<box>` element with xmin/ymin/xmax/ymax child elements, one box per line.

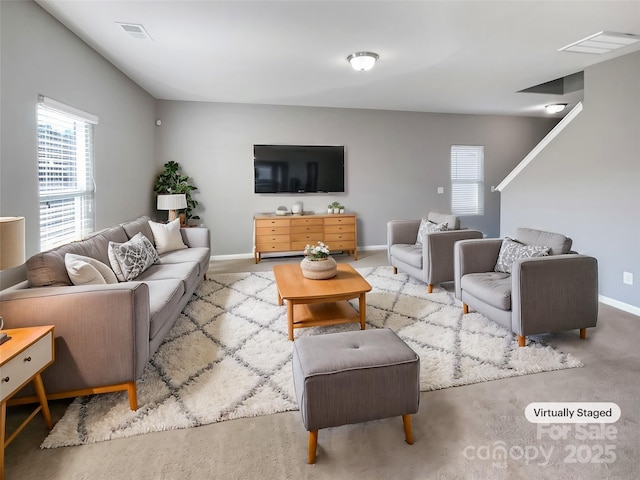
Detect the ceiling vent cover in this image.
<box><xmin>116</xmin><ymin>23</ymin><xmax>152</xmax><ymax>41</ymax></box>
<box><xmin>559</xmin><ymin>31</ymin><xmax>640</xmax><ymax>54</ymax></box>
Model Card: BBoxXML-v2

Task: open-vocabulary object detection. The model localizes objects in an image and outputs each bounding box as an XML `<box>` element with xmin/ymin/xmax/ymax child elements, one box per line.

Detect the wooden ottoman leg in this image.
<box><xmin>308</xmin><ymin>430</ymin><xmax>318</xmax><ymax>464</ymax></box>
<box><xmin>402</xmin><ymin>414</ymin><xmax>414</xmax><ymax>445</ymax></box>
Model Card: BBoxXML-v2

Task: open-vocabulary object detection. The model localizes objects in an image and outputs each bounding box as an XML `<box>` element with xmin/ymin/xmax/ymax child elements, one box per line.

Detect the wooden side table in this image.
<box><xmin>0</xmin><ymin>325</ymin><xmax>55</xmax><ymax>480</ymax></box>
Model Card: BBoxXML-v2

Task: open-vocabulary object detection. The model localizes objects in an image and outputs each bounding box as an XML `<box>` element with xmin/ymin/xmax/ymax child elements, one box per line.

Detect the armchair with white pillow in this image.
<box><xmin>387</xmin><ymin>212</ymin><xmax>483</xmax><ymax>292</ymax></box>
<box><xmin>454</xmin><ymin>227</ymin><xmax>598</xmax><ymax>346</ymax></box>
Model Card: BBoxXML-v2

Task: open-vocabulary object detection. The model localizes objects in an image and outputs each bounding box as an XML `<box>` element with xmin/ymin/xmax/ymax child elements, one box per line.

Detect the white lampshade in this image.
<box><xmin>157</xmin><ymin>194</ymin><xmax>187</xmax><ymax>210</ymax></box>
<box><xmin>347</xmin><ymin>51</ymin><xmax>379</xmax><ymax>71</ymax></box>
<box><xmin>0</xmin><ymin>216</ymin><xmax>26</xmax><ymax>270</ymax></box>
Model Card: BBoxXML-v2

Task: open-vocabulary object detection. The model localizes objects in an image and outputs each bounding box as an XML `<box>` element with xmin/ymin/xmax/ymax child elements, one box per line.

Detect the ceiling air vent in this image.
<box><xmin>116</xmin><ymin>23</ymin><xmax>152</xmax><ymax>41</ymax></box>
<box><xmin>558</xmin><ymin>31</ymin><xmax>640</xmax><ymax>54</ymax></box>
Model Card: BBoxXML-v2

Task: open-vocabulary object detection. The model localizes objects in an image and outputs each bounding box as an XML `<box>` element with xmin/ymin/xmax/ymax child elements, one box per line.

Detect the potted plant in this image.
<box><xmin>328</xmin><ymin>201</ymin><xmax>341</xmax><ymax>214</ymax></box>
<box><xmin>154</xmin><ymin>161</ymin><xmax>200</xmax><ymax>224</ymax></box>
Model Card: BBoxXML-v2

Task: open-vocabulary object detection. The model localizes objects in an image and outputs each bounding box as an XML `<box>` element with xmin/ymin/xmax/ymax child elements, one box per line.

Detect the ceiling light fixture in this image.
<box><xmin>558</xmin><ymin>31</ymin><xmax>640</xmax><ymax>54</ymax></box>
<box><xmin>347</xmin><ymin>52</ymin><xmax>379</xmax><ymax>71</ymax></box>
<box><xmin>545</xmin><ymin>104</ymin><xmax>568</xmax><ymax>114</ymax></box>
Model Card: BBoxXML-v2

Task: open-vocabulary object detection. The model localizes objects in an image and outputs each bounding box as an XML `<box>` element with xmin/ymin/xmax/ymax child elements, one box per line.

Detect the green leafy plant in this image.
<box><xmin>328</xmin><ymin>201</ymin><xmax>341</xmax><ymax>209</ymax></box>
<box><xmin>153</xmin><ymin>161</ymin><xmax>200</xmax><ymax>220</ymax></box>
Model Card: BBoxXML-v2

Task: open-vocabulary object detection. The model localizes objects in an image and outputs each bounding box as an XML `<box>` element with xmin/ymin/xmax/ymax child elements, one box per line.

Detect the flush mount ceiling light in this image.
<box><xmin>558</xmin><ymin>31</ymin><xmax>640</xmax><ymax>54</ymax></box>
<box><xmin>545</xmin><ymin>104</ymin><xmax>568</xmax><ymax>114</ymax></box>
<box><xmin>347</xmin><ymin>52</ymin><xmax>379</xmax><ymax>71</ymax></box>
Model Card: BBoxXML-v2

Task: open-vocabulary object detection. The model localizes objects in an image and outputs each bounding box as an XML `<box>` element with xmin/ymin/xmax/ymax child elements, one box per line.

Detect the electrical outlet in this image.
<box><xmin>623</xmin><ymin>272</ymin><xmax>633</xmax><ymax>285</ymax></box>
<box><xmin>437</xmin><ymin>187</ymin><xmax>444</xmax><ymax>194</ymax></box>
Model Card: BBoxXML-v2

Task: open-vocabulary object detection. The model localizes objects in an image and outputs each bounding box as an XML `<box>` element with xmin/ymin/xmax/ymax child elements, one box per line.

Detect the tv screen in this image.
<box><xmin>254</xmin><ymin>145</ymin><xmax>345</xmax><ymax>193</ymax></box>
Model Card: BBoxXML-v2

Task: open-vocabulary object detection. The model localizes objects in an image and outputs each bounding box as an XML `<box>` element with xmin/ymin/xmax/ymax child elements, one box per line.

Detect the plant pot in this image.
<box><xmin>300</xmin><ymin>256</ymin><xmax>337</xmax><ymax>280</ymax></box>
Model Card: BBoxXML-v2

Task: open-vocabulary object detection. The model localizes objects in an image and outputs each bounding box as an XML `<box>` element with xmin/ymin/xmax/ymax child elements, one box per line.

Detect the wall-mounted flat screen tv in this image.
<box><xmin>254</xmin><ymin>144</ymin><xmax>345</xmax><ymax>193</ymax></box>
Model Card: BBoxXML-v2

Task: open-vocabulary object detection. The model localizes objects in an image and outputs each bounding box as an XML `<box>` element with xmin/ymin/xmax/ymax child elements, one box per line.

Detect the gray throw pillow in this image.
<box><xmin>416</xmin><ymin>219</ymin><xmax>448</xmax><ymax>245</ymax></box>
<box><xmin>108</xmin><ymin>232</ymin><xmax>160</xmax><ymax>281</ymax></box>
<box><xmin>494</xmin><ymin>237</ymin><xmax>550</xmax><ymax>274</ymax></box>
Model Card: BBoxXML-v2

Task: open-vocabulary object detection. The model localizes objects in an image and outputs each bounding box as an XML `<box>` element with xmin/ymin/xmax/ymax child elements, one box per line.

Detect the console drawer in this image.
<box><xmin>0</xmin><ymin>331</ymin><xmax>53</xmax><ymax>402</ymax></box>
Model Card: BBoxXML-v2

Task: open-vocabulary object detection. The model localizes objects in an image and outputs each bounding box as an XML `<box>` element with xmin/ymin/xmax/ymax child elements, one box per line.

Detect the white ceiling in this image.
<box><xmin>35</xmin><ymin>1</ymin><xmax>640</xmax><ymax>117</ymax></box>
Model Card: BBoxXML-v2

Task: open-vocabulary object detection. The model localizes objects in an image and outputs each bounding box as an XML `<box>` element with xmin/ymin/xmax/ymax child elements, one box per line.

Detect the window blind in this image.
<box><xmin>451</xmin><ymin>145</ymin><xmax>484</xmax><ymax>216</ymax></box>
<box><xmin>37</xmin><ymin>97</ymin><xmax>97</xmax><ymax>251</ymax></box>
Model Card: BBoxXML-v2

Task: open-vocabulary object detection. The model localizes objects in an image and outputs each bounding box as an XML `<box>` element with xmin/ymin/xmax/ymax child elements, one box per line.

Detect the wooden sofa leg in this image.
<box><xmin>308</xmin><ymin>430</ymin><xmax>318</xmax><ymax>464</ymax></box>
<box><xmin>128</xmin><ymin>381</ymin><xmax>138</xmax><ymax>411</ymax></box>
<box><xmin>517</xmin><ymin>335</ymin><xmax>526</xmax><ymax>347</ymax></box>
<box><xmin>402</xmin><ymin>414</ymin><xmax>414</xmax><ymax>445</ymax></box>
<box><xmin>427</xmin><ymin>284</ymin><xmax>433</xmax><ymax>293</ymax></box>
<box><xmin>393</xmin><ymin>267</ymin><xmax>397</xmax><ymax>275</ymax></box>
<box><xmin>580</xmin><ymin>328</ymin><xmax>587</xmax><ymax>339</ymax></box>
<box><xmin>462</xmin><ymin>303</ymin><xmax>469</xmax><ymax>314</ymax></box>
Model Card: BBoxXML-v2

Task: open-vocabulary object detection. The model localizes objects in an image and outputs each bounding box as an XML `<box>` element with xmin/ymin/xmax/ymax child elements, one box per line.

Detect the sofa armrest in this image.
<box><xmin>180</xmin><ymin>227</ymin><xmax>210</xmax><ymax>248</ymax></box>
<box><xmin>454</xmin><ymin>238</ymin><xmax>503</xmax><ymax>298</ymax></box>
<box><xmin>0</xmin><ymin>282</ymin><xmax>151</xmax><ymax>395</ymax></box>
<box><xmin>511</xmin><ymin>254</ymin><xmax>598</xmax><ymax>336</ymax></box>
<box><xmin>424</xmin><ymin>230</ymin><xmax>484</xmax><ymax>285</ymax></box>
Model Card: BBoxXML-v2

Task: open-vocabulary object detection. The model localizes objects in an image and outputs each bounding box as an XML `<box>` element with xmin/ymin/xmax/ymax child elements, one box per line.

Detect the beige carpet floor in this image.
<box><xmin>5</xmin><ymin>250</ymin><xmax>640</xmax><ymax>479</ymax></box>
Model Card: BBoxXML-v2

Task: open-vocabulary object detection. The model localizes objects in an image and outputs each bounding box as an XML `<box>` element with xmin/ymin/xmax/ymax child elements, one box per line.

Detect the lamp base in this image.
<box><xmin>168</xmin><ymin>210</ymin><xmax>178</xmax><ymax>222</ymax></box>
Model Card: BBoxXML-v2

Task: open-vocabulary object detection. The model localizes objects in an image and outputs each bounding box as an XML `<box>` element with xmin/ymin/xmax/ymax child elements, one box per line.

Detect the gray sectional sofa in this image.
<box><xmin>0</xmin><ymin>216</ymin><xmax>210</xmax><ymax>410</ymax></box>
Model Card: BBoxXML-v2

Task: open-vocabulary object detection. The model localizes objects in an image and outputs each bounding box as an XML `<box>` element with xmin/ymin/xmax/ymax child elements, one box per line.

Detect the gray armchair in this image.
<box><xmin>387</xmin><ymin>212</ymin><xmax>483</xmax><ymax>292</ymax></box>
<box><xmin>454</xmin><ymin>227</ymin><xmax>598</xmax><ymax>346</ymax></box>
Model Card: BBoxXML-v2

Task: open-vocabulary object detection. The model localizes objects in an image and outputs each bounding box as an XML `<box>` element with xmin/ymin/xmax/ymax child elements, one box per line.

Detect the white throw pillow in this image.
<box><xmin>148</xmin><ymin>218</ymin><xmax>188</xmax><ymax>255</ymax></box>
<box><xmin>108</xmin><ymin>232</ymin><xmax>160</xmax><ymax>281</ymax></box>
<box><xmin>415</xmin><ymin>219</ymin><xmax>448</xmax><ymax>245</ymax></box>
<box><xmin>65</xmin><ymin>253</ymin><xmax>118</xmax><ymax>285</ymax></box>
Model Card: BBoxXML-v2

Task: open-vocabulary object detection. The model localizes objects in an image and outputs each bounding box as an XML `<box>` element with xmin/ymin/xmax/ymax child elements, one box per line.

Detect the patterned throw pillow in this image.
<box><xmin>494</xmin><ymin>237</ymin><xmax>550</xmax><ymax>274</ymax></box>
<box><xmin>416</xmin><ymin>219</ymin><xmax>448</xmax><ymax>245</ymax></box>
<box><xmin>108</xmin><ymin>232</ymin><xmax>160</xmax><ymax>281</ymax></box>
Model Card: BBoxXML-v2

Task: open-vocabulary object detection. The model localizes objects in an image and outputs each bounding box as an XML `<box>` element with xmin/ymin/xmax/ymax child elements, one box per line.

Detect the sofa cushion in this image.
<box><xmin>64</xmin><ymin>253</ymin><xmax>118</xmax><ymax>285</ymax></box>
<box><xmin>389</xmin><ymin>244</ymin><xmax>422</xmax><ymax>269</ymax></box>
<box><xmin>494</xmin><ymin>237</ymin><xmax>550</xmax><ymax>274</ymax></box>
<box><xmin>108</xmin><ymin>233</ymin><xmax>160</xmax><ymax>282</ymax></box>
<box><xmin>121</xmin><ymin>216</ymin><xmax>155</xmax><ymax>244</ymax></box>
<box><xmin>160</xmin><ymin>247</ymin><xmax>210</xmax><ymax>278</ymax></box>
<box><xmin>135</xmin><ymin>262</ymin><xmax>201</xmax><ymax>297</ymax></box>
<box><xmin>416</xmin><ymin>219</ymin><xmax>448</xmax><ymax>245</ymax></box>
<box><xmin>26</xmin><ymin>226</ymin><xmax>128</xmax><ymax>287</ymax></box>
<box><xmin>138</xmin><ymin>278</ymin><xmax>186</xmax><ymax>340</ymax></box>
<box><xmin>461</xmin><ymin>272</ymin><xmax>512</xmax><ymax>311</ymax></box>
<box><xmin>148</xmin><ymin>218</ymin><xmax>188</xmax><ymax>255</ymax></box>
<box><xmin>515</xmin><ymin>228</ymin><xmax>572</xmax><ymax>255</ymax></box>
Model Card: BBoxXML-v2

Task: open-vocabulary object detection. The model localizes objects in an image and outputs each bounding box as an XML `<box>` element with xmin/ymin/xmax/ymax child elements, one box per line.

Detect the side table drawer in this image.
<box><xmin>0</xmin><ymin>331</ymin><xmax>53</xmax><ymax>402</ymax></box>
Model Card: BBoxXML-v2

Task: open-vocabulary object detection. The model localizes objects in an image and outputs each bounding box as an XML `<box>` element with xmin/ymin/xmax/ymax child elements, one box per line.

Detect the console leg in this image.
<box><xmin>517</xmin><ymin>335</ymin><xmax>526</xmax><ymax>347</ymax></box>
<box><xmin>580</xmin><ymin>328</ymin><xmax>587</xmax><ymax>339</ymax></box>
<box><xmin>462</xmin><ymin>303</ymin><xmax>469</xmax><ymax>314</ymax></box>
<box><xmin>393</xmin><ymin>267</ymin><xmax>397</xmax><ymax>275</ymax></box>
<box><xmin>427</xmin><ymin>284</ymin><xmax>433</xmax><ymax>293</ymax></box>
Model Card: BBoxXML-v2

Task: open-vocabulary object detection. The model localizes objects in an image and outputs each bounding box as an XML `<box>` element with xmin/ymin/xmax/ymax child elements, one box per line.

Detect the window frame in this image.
<box><xmin>450</xmin><ymin>145</ymin><xmax>485</xmax><ymax>216</ymax></box>
<box><xmin>37</xmin><ymin>96</ymin><xmax>98</xmax><ymax>251</ymax></box>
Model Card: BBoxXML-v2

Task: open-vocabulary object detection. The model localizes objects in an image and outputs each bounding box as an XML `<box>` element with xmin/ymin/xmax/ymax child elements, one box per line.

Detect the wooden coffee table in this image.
<box><xmin>273</xmin><ymin>263</ymin><xmax>372</xmax><ymax>340</ymax></box>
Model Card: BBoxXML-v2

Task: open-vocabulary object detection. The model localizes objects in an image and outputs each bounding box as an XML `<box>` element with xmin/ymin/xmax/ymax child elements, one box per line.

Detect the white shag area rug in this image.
<box><xmin>42</xmin><ymin>266</ymin><xmax>582</xmax><ymax>448</ymax></box>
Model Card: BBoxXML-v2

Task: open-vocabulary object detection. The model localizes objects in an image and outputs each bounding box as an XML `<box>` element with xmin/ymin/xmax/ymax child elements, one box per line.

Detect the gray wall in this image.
<box><xmin>0</xmin><ymin>1</ymin><xmax>156</xmax><ymax>287</ymax></box>
<box><xmin>500</xmin><ymin>51</ymin><xmax>640</xmax><ymax>310</ymax></box>
<box><xmin>156</xmin><ymin>101</ymin><xmax>556</xmax><ymax>256</ymax></box>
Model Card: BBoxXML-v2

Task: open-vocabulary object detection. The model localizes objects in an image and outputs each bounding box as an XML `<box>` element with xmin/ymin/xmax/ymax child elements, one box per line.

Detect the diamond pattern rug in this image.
<box><xmin>41</xmin><ymin>266</ymin><xmax>581</xmax><ymax>448</ymax></box>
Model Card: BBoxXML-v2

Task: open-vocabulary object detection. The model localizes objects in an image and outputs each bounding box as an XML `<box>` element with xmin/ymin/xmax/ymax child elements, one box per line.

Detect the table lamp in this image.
<box><xmin>0</xmin><ymin>216</ymin><xmax>26</xmax><ymax>334</ymax></box>
<box><xmin>157</xmin><ymin>194</ymin><xmax>187</xmax><ymax>223</ymax></box>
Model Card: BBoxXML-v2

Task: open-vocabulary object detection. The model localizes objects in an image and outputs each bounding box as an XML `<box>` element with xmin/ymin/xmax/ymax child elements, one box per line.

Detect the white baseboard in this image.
<box><xmin>598</xmin><ymin>295</ymin><xmax>640</xmax><ymax>317</ymax></box>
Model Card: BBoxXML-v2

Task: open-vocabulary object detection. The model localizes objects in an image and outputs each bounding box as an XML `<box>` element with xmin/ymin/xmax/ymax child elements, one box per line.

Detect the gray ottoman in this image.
<box><xmin>292</xmin><ymin>328</ymin><xmax>420</xmax><ymax>464</ymax></box>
